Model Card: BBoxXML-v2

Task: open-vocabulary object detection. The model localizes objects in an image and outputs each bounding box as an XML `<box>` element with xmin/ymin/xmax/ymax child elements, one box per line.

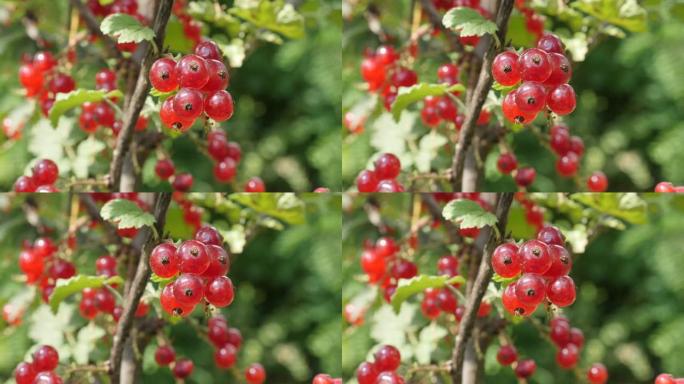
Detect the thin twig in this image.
<box><xmin>109</xmin><ymin>0</ymin><xmax>174</xmax><ymax>191</ymax></box>
<box><xmin>450</xmin><ymin>0</ymin><xmax>515</xmax><ymax>191</ymax></box>
<box><xmin>108</xmin><ymin>192</ymin><xmax>171</xmax><ymax>384</ymax></box>
<box><xmin>450</xmin><ymin>193</ymin><xmax>514</xmax><ymax>383</ymax></box>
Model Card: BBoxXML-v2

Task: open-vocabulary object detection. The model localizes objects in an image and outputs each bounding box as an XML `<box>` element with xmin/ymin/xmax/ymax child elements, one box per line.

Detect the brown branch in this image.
<box><xmin>108</xmin><ymin>0</ymin><xmax>174</xmax><ymax>191</ymax></box>
<box><xmin>69</xmin><ymin>0</ymin><xmax>123</xmax><ymax>60</ymax></box>
<box><xmin>109</xmin><ymin>192</ymin><xmax>171</xmax><ymax>384</ymax></box>
<box><xmin>450</xmin><ymin>0</ymin><xmax>515</xmax><ymax>191</ymax></box>
<box><xmin>451</xmin><ymin>192</ymin><xmax>514</xmax><ymax>383</ymax></box>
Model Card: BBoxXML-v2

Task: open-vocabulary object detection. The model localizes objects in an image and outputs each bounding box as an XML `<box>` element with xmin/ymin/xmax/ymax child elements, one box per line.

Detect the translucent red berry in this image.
<box><xmin>173</xmin><ymin>88</ymin><xmax>204</xmax><ymax>120</ymax></box>
<box><xmin>515</xmin><ymin>167</ymin><xmax>536</xmax><ymax>187</ymax></box>
<box><xmin>556</xmin><ymin>343</ymin><xmax>579</xmax><ymax>369</ymax></box>
<box><xmin>491</xmin><ymin>242</ymin><xmax>521</xmax><ymax>278</ymax></box>
<box><xmin>515</xmin><ymin>273</ymin><xmax>546</xmax><ymax>306</ymax></box>
<box><xmin>514</xmin><ymin>359</ymin><xmax>536</xmax><ymax>379</ymax></box>
<box><xmin>547</xmin><ymin>275</ymin><xmax>576</xmax><ymax>307</ymax></box>
<box><xmin>374</xmin><ymin>345</ymin><xmax>401</xmax><ymax>371</ymax></box>
<box><xmin>356</xmin><ymin>170</ymin><xmax>379</xmax><ymax>192</ymax></box>
<box><xmin>518</xmin><ymin>48</ymin><xmax>552</xmax><ymax>82</ymax></box>
<box><xmin>177</xmin><ymin>240</ymin><xmax>209</xmax><ymax>274</ymax></box>
<box><xmin>587</xmin><ymin>362</ymin><xmax>608</xmax><ymax>384</ymax></box>
<box><xmin>537</xmin><ymin>33</ymin><xmax>564</xmax><ymax>54</ymax></box>
<box><xmin>547</xmin><ymin>84</ymin><xmax>576</xmax><ymax>115</ymax></box>
<box><xmin>173</xmin><ymin>273</ymin><xmax>204</xmax><ymax>307</ymax></box>
<box><xmin>502</xmin><ymin>283</ymin><xmax>536</xmax><ymax>316</ymax></box>
<box><xmin>172</xmin><ymin>358</ymin><xmax>194</xmax><ymax>379</ymax></box>
<box><xmin>204</xmin><ymin>90</ymin><xmax>234</xmax><ymax>122</ymax></box>
<box><xmin>202</xmin><ymin>59</ymin><xmax>230</xmax><ymax>92</ymax></box>
<box><xmin>515</xmin><ymin>81</ymin><xmax>547</xmax><ymax>113</ymax></box>
<box><xmin>214</xmin><ymin>158</ymin><xmax>237</xmax><ymax>182</ymax></box>
<box><xmin>519</xmin><ymin>239</ymin><xmax>551</xmax><ymax>274</ymax></box>
<box><xmin>245</xmin><ymin>177</ymin><xmax>266</xmax><ymax>192</ymax></box>
<box><xmin>154</xmin><ymin>158</ymin><xmax>175</xmax><ymax>180</ymax></box>
<box><xmin>496</xmin><ymin>345</ymin><xmax>517</xmax><ymax>365</ymax></box>
<box><xmin>497</xmin><ymin>152</ymin><xmax>518</xmax><ymax>174</ymax></box>
<box><xmin>194</xmin><ymin>40</ymin><xmax>222</xmax><ymax>61</ymax></box>
<box><xmin>543</xmin><ymin>244</ymin><xmax>572</xmax><ymax>278</ymax></box>
<box><xmin>154</xmin><ymin>345</ymin><xmax>176</xmax><ymax>366</ymax></box>
<box><xmin>245</xmin><ymin>363</ymin><xmax>266</xmax><ymax>384</ymax></box>
<box><xmin>492</xmin><ymin>51</ymin><xmax>521</xmax><ymax>86</ymax></box>
<box><xmin>32</xmin><ymin>345</ymin><xmax>59</xmax><ymax>371</ymax></box>
<box><xmin>374</xmin><ymin>153</ymin><xmax>401</xmax><ymax>179</ymax></box>
<box><xmin>150</xmin><ymin>242</ymin><xmax>179</xmax><ymax>278</ymax></box>
<box><xmin>214</xmin><ymin>344</ymin><xmax>237</xmax><ymax>368</ymax></box>
<box><xmin>150</xmin><ymin>58</ymin><xmax>179</xmax><ymax>92</ymax></box>
<box><xmin>205</xmin><ymin>276</ymin><xmax>235</xmax><ymax>307</ymax></box>
<box><xmin>587</xmin><ymin>171</ymin><xmax>608</xmax><ymax>192</ymax></box>
<box><xmin>175</xmin><ymin>54</ymin><xmax>209</xmax><ymax>89</ymax></box>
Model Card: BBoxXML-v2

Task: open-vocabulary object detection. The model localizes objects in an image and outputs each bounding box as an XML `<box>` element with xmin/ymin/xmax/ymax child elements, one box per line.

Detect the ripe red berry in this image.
<box><xmin>518</xmin><ymin>48</ymin><xmax>552</xmax><ymax>82</ymax></box>
<box><xmin>547</xmin><ymin>84</ymin><xmax>576</xmax><ymax>115</ymax></box>
<box><xmin>556</xmin><ymin>152</ymin><xmax>579</xmax><ymax>177</ymax></box>
<box><xmin>360</xmin><ymin>57</ymin><xmax>386</xmax><ymax>91</ymax></box>
<box><xmin>202</xmin><ymin>59</ymin><xmax>230</xmax><ymax>92</ymax></box>
<box><xmin>14</xmin><ymin>176</ymin><xmax>37</xmax><ymax>193</ymax></box>
<box><xmin>514</xmin><ymin>167</ymin><xmax>536</xmax><ymax>187</ymax></box>
<box><xmin>154</xmin><ymin>158</ymin><xmax>175</xmax><ymax>180</ymax></box>
<box><xmin>547</xmin><ymin>275</ymin><xmax>576</xmax><ymax>307</ymax></box>
<box><xmin>49</xmin><ymin>73</ymin><xmax>76</xmax><ymax>94</ymax></box>
<box><xmin>175</xmin><ymin>54</ymin><xmax>209</xmax><ymax>89</ymax></box>
<box><xmin>502</xmin><ymin>283</ymin><xmax>536</xmax><ymax>316</ymax></box>
<box><xmin>194</xmin><ymin>40</ymin><xmax>222</xmax><ymax>61</ymax></box>
<box><xmin>205</xmin><ymin>276</ymin><xmax>235</xmax><ymax>307</ymax></box>
<box><xmin>32</xmin><ymin>345</ymin><xmax>59</xmax><ymax>371</ymax></box>
<box><xmin>655</xmin><ymin>374</ymin><xmax>676</xmax><ymax>384</ymax></box>
<box><xmin>160</xmin><ymin>98</ymin><xmax>193</xmax><ymax>131</ymax></box>
<box><xmin>550</xmin><ymin>320</ymin><xmax>571</xmax><ymax>347</ymax></box>
<box><xmin>356</xmin><ymin>361</ymin><xmax>379</xmax><ymax>384</ymax></box>
<box><xmin>245</xmin><ymin>363</ymin><xmax>266</xmax><ymax>384</ymax></box>
<box><xmin>519</xmin><ymin>239</ymin><xmax>551</xmax><ymax>274</ymax></box>
<box><xmin>437</xmin><ymin>255</ymin><xmax>459</xmax><ymax>276</ymax></box>
<box><xmin>214</xmin><ymin>158</ymin><xmax>237</xmax><ymax>182</ymax></box>
<box><xmin>172</xmin><ymin>358</ymin><xmax>194</xmax><ymax>379</ymax></box>
<box><xmin>204</xmin><ymin>90</ymin><xmax>234</xmax><ymax>122</ymax></box>
<box><xmin>391</xmin><ymin>67</ymin><xmax>418</xmax><ymax>88</ymax></box>
<box><xmin>14</xmin><ymin>361</ymin><xmax>36</xmax><ymax>384</ymax></box>
<box><xmin>374</xmin><ymin>345</ymin><xmax>401</xmax><ymax>371</ymax></box>
<box><xmin>150</xmin><ymin>242</ymin><xmax>179</xmax><ymax>278</ymax></box>
<box><xmin>545</xmin><ymin>53</ymin><xmax>572</xmax><ymax>87</ymax></box>
<box><xmin>587</xmin><ymin>171</ymin><xmax>608</xmax><ymax>192</ymax></box>
<box><xmin>491</xmin><ymin>242</ymin><xmax>521</xmax><ymax>278</ymax></box>
<box><xmin>245</xmin><ymin>177</ymin><xmax>266</xmax><ymax>192</ymax></box>
<box><xmin>515</xmin><ymin>273</ymin><xmax>546</xmax><ymax>306</ymax></box>
<box><xmin>32</xmin><ymin>159</ymin><xmax>59</xmax><ymax>185</ymax></box>
<box><xmin>516</xmin><ymin>81</ymin><xmax>547</xmax><ymax>113</ymax></box>
<box><xmin>536</xmin><ymin>225</ymin><xmax>564</xmax><ymax>245</ymax></box>
<box><xmin>436</xmin><ymin>289</ymin><xmax>457</xmax><ymax>312</ymax></box>
<box><xmin>177</xmin><ymin>240</ymin><xmax>209</xmax><ymax>274</ymax></box>
<box><xmin>172</xmin><ymin>173</ymin><xmax>194</xmax><ymax>191</ymax></box>
<box><xmin>502</xmin><ymin>90</ymin><xmax>537</xmax><ymax>124</ymax></box>
<box><xmin>514</xmin><ymin>359</ymin><xmax>536</xmax><ymax>379</ymax></box>
<box><xmin>374</xmin><ymin>153</ymin><xmax>401</xmax><ymax>179</ymax></box>
<box><xmin>436</xmin><ymin>97</ymin><xmax>457</xmax><ymax>121</ymax></box>
<box><xmin>94</xmin><ymin>289</ymin><xmax>116</xmax><ymax>313</ymax></box>
<box><xmin>587</xmin><ymin>362</ymin><xmax>609</xmax><ymax>384</ymax></box>
<box><xmin>543</xmin><ymin>244</ymin><xmax>572</xmax><ymax>278</ymax></box>
<box><xmin>94</xmin><ymin>103</ymin><xmax>115</xmax><ymax>127</ymax></box>
<box><xmin>33</xmin><ymin>51</ymin><xmax>57</xmax><ymax>72</ymax></box>
<box><xmin>492</xmin><ymin>51</ymin><xmax>521</xmax><ymax>86</ymax></box>
<box><xmin>496</xmin><ymin>345</ymin><xmax>518</xmax><ymax>365</ymax></box>
<box><xmin>173</xmin><ymin>274</ymin><xmax>204</xmax><ymax>307</ymax></box>
<box><xmin>356</xmin><ymin>170</ymin><xmax>379</xmax><ymax>192</ymax></box>
<box><xmin>497</xmin><ymin>152</ymin><xmax>518</xmax><ymax>174</ymax></box>
<box><xmin>537</xmin><ymin>33</ymin><xmax>564</xmax><ymax>54</ymax></box>
<box><xmin>376</xmin><ymin>45</ymin><xmax>398</xmax><ymax>66</ymax></box>
<box><xmin>32</xmin><ymin>371</ymin><xmax>63</xmax><ymax>384</ymax></box>
<box><xmin>154</xmin><ymin>345</ymin><xmax>176</xmax><ymax>366</ymax></box>
<box><xmin>202</xmin><ymin>244</ymin><xmax>230</xmax><ymax>278</ymax></box>
<box><xmin>556</xmin><ymin>343</ymin><xmax>579</xmax><ymax>369</ymax></box>
<box><xmin>437</xmin><ymin>63</ymin><xmax>459</xmax><ymax>82</ymax></box>
<box><xmin>160</xmin><ymin>284</ymin><xmax>193</xmax><ymax>317</ymax></box>
<box><xmin>173</xmin><ymin>88</ymin><xmax>204</xmax><ymax>120</ymax></box>
<box><xmin>214</xmin><ymin>344</ymin><xmax>237</xmax><ymax>368</ymax></box>
<box><xmin>150</xmin><ymin>58</ymin><xmax>179</xmax><ymax>92</ymax></box>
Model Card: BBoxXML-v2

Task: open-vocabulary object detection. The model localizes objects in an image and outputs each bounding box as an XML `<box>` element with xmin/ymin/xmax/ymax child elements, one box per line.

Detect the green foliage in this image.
<box><xmin>48</xmin><ymin>90</ymin><xmax>122</xmax><ymax>127</ymax></box>
<box><xmin>391</xmin><ymin>83</ymin><xmax>465</xmax><ymax>121</ymax></box>
<box><xmin>443</xmin><ymin>198</ymin><xmax>498</xmax><ymax>229</ymax></box>
<box><xmin>49</xmin><ymin>275</ymin><xmax>123</xmax><ymax>313</ymax></box>
<box><xmin>100</xmin><ymin>198</ymin><xmax>156</xmax><ymax>229</ymax></box>
<box><xmin>391</xmin><ymin>275</ymin><xmax>465</xmax><ymax>312</ymax></box>
<box><xmin>100</xmin><ymin>14</ymin><xmax>155</xmax><ymax>44</ymax></box>
<box><xmin>442</xmin><ymin>7</ymin><xmax>498</xmax><ymax>37</ymax></box>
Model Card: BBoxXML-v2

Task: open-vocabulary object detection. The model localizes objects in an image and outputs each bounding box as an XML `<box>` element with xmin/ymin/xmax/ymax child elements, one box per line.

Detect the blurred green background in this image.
<box><xmin>0</xmin><ymin>192</ymin><xmax>341</xmax><ymax>383</ymax></box>
<box><xmin>0</xmin><ymin>0</ymin><xmax>341</xmax><ymax>192</ymax></box>
<box><xmin>341</xmin><ymin>0</ymin><xmax>684</xmax><ymax>191</ymax></box>
<box><xmin>342</xmin><ymin>193</ymin><xmax>684</xmax><ymax>383</ymax></box>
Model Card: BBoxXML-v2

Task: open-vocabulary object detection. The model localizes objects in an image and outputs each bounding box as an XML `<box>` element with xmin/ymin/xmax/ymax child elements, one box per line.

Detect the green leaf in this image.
<box><xmin>391</xmin><ymin>83</ymin><xmax>465</xmax><ymax>121</ymax></box>
<box><xmin>100</xmin><ymin>198</ymin><xmax>156</xmax><ymax>229</ymax></box>
<box><xmin>571</xmin><ymin>193</ymin><xmax>647</xmax><ymax>224</ymax></box>
<box><xmin>49</xmin><ymin>275</ymin><xmax>123</xmax><ymax>313</ymax></box>
<box><xmin>443</xmin><ymin>199</ymin><xmax>498</xmax><ymax>229</ymax></box>
<box><xmin>492</xmin><ymin>273</ymin><xmax>518</xmax><ymax>285</ymax></box>
<box><xmin>414</xmin><ymin>131</ymin><xmax>448</xmax><ymax>173</ymax></box>
<box><xmin>101</xmin><ymin>13</ymin><xmax>155</xmax><ymax>44</ymax></box>
<box><xmin>572</xmin><ymin>0</ymin><xmax>647</xmax><ymax>33</ymax></box>
<box><xmin>72</xmin><ymin>136</ymin><xmax>106</xmax><ymax>179</ymax></box>
<box><xmin>48</xmin><ymin>89</ymin><xmax>123</xmax><ymax>127</ymax></box>
<box><xmin>391</xmin><ymin>275</ymin><xmax>465</xmax><ymax>313</ymax></box>
<box><xmin>150</xmin><ymin>274</ymin><xmax>175</xmax><ymax>286</ymax></box>
<box><xmin>229</xmin><ymin>193</ymin><xmax>305</xmax><ymax>225</ymax></box>
<box><xmin>230</xmin><ymin>0</ymin><xmax>305</xmax><ymax>39</ymax></box>
<box><xmin>99</xmin><ymin>0</ymin><xmax>115</xmax><ymax>5</ymax></box>
<box><xmin>150</xmin><ymin>88</ymin><xmax>177</xmax><ymax>101</ymax></box>
<box><xmin>443</xmin><ymin>7</ymin><xmax>498</xmax><ymax>37</ymax></box>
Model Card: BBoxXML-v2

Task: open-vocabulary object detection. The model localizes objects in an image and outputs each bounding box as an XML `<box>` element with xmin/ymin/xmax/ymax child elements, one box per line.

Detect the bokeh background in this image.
<box><xmin>341</xmin><ymin>0</ymin><xmax>684</xmax><ymax>191</ymax></box>
<box><xmin>342</xmin><ymin>193</ymin><xmax>684</xmax><ymax>383</ymax></box>
<box><xmin>0</xmin><ymin>192</ymin><xmax>341</xmax><ymax>383</ymax></box>
<box><xmin>0</xmin><ymin>0</ymin><xmax>341</xmax><ymax>192</ymax></box>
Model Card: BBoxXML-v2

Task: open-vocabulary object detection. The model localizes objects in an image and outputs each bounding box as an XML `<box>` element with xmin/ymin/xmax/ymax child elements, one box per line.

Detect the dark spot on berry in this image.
<box><xmin>190</xmin><ymin>62</ymin><xmax>199</xmax><ymax>72</ymax></box>
<box><xmin>526</xmin><ymin>289</ymin><xmax>535</xmax><ymax>296</ymax></box>
<box><xmin>185</xmin><ymin>289</ymin><xmax>193</xmax><ymax>297</ymax></box>
<box><xmin>503</xmin><ymin>256</ymin><xmax>512</xmax><ymax>265</ymax></box>
<box><xmin>161</xmin><ymin>256</ymin><xmax>169</xmax><ymax>265</ymax></box>
<box><xmin>161</xmin><ymin>71</ymin><xmax>169</xmax><ymax>80</ymax></box>
<box><xmin>190</xmin><ymin>247</ymin><xmax>199</xmax><ymax>256</ymax></box>
<box><xmin>218</xmin><ymin>256</ymin><xmax>226</xmax><ymax>264</ymax></box>
<box><xmin>526</xmin><ymin>97</ymin><xmax>535</xmax><ymax>105</ymax></box>
<box><xmin>532</xmin><ymin>55</ymin><xmax>541</xmax><ymax>64</ymax></box>
<box><xmin>560</xmin><ymin>64</ymin><xmax>569</xmax><ymax>73</ymax></box>
<box><xmin>503</xmin><ymin>65</ymin><xmax>511</xmax><ymax>73</ymax></box>
<box><xmin>532</xmin><ymin>247</ymin><xmax>541</xmax><ymax>256</ymax></box>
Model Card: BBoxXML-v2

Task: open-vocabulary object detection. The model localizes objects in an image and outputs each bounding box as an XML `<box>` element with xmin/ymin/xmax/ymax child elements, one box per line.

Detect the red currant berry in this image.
<box><xmin>204</xmin><ymin>90</ymin><xmax>234</xmax><ymax>122</ymax></box>
<box><xmin>391</xmin><ymin>259</ymin><xmax>417</xmax><ymax>280</ymax></box>
<box><xmin>160</xmin><ymin>98</ymin><xmax>194</xmax><ymax>131</ymax></box>
<box><xmin>502</xmin><ymin>90</ymin><xmax>537</xmax><ymax>124</ymax></box>
<box><xmin>491</xmin><ymin>242</ymin><xmax>521</xmax><ymax>278</ymax></box>
<box><xmin>550</xmin><ymin>320</ymin><xmax>571</xmax><ymax>347</ymax></box>
<box><xmin>374</xmin><ymin>153</ymin><xmax>401</xmax><ymax>179</ymax></box>
<box><xmin>49</xmin><ymin>73</ymin><xmax>76</xmax><ymax>94</ymax></box>
<box><xmin>79</xmin><ymin>111</ymin><xmax>99</xmax><ymax>133</ymax></box>
<box><xmin>194</xmin><ymin>40</ymin><xmax>222</xmax><ymax>61</ymax></box>
<box><xmin>214</xmin><ymin>158</ymin><xmax>237</xmax><ymax>182</ymax></box>
<box><xmin>245</xmin><ymin>177</ymin><xmax>266</xmax><ymax>192</ymax></box>
<box><xmin>543</xmin><ymin>244</ymin><xmax>572</xmax><ymax>278</ymax></box>
<box><xmin>14</xmin><ymin>361</ymin><xmax>36</xmax><ymax>384</ymax></box>
<box><xmin>515</xmin><ymin>81</ymin><xmax>547</xmax><ymax>113</ymax></box>
<box><xmin>436</xmin><ymin>97</ymin><xmax>457</xmax><ymax>121</ymax></box>
<box><xmin>245</xmin><ymin>363</ymin><xmax>266</xmax><ymax>384</ymax></box>
<box><xmin>515</xmin><ymin>167</ymin><xmax>536</xmax><ymax>187</ymax></box>
<box><xmin>544</xmin><ymin>53</ymin><xmax>572</xmax><ymax>87</ymax></box>
<box><xmin>360</xmin><ymin>57</ymin><xmax>386</xmax><ymax>91</ymax></box>
<box><xmin>172</xmin><ymin>274</ymin><xmax>204</xmax><ymax>307</ymax></box>
<box><xmin>437</xmin><ymin>63</ymin><xmax>459</xmax><ymax>83</ymax></box>
<box><xmin>655</xmin><ymin>374</ymin><xmax>676</xmax><ymax>384</ymax></box>
<box><xmin>150</xmin><ymin>58</ymin><xmax>179</xmax><ymax>92</ymax></box>
<box><xmin>437</xmin><ymin>255</ymin><xmax>459</xmax><ymax>276</ymax></box>
<box><xmin>536</xmin><ymin>225</ymin><xmax>564</xmax><ymax>245</ymax></box>
<box><xmin>496</xmin><ymin>345</ymin><xmax>518</xmax><ymax>365</ymax></box>
<box><xmin>33</xmin><ymin>51</ymin><xmax>57</xmax><ymax>72</ymax></box>
<box><xmin>587</xmin><ymin>171</ymin><xmax>608</xmax><ymax>192</ymax></box>
<box><xmin>547</xmin><ymin>84</ymin><xmax>576</xmax><ymax>115</ymax></box>
<box><xmin>94</xmin><ymin>103</ymin><xmax>116</xmax><ymax>127</ymax></box>
<box><xmin>492</xmin><ymin>51</ymin><xmax>521</xmax><ymax>86</ymax></box>
<box><xmin>356</xmin><ymin>170</ymin><xmax>379</xmax><ymax>192</ymax></box>
<box><xmin>587</xmin><ymin>362</ymin><xmax>609</xmax><ymax>384</ymax></box>
<box><xmin>175</xmin><ymin>54</ymin><xmax>209</xmax><ymax>89</ymax></box>
<box><xmin>160</xmin><ymin>284</ymin><xmax>193</xmax><ymax>317</ymax></box>
<box><xmin>33</xmin><ymin>345</ymin><xmax>59</xmax><ymax>371</ymax></box>
<box><xmin>518</xmin><ymin>48</ymin><xmax>552</xmax><ymax>82</ymax></box>
<box><xmin>202</xmin><ymin>244</ymin><xmax>230</xmax><ymax>278</ymax></box>
<box><xmin>150</xmin><ymin>242</ymin><xmax>179</xmax><ymax>278</ymax></box>
<box><xmin>515</xmin><ymin>273</ymin><xmax>546</xmax><ymax>306</ymax></box>
<box><xmin>172</xmin><ymin>358</ymin><xmax>194</xmax><ymax>379</ymax></box>
<box><xmin>519</xmin><ymin>239</ymin><xmax>551</xmax><ymax>274</ymax></box>
<box><xmin>154</xmin><ymin>345</ymin><xmax>176</xmax><ymax>366</ymax></box>
<box><xmin>374</xmin><ymin>345</ymin><xmax>401</xmax><ymax>371</ymax></box>
<box><xmin>154</xmin><ymin>158</ymin><xmax>175</xmax><ymax>180</ymax></box>
<box><xmin>14</xmin><ymin>176</ymin><xmax>37</xmax><ymax>193</ymax></box>
<box><xmin>94</xmin><ymin>288</ymin><xmax>116</xmax><ymax>313</ymax></box>
<box><xmin>502</xmin><ymin>283</ymin><xmax>537</xmax><ymax>316</ymax></box>
<box><xmin>514</xmin><ymin>359</ymin><xmax>536</xmax><ymax>379</ymax></box>
<box><xmin>202</xmin><ymin>59</ymin><xmax>230</xmax><ymax>92</ymax></box>
<box><xmin>556</xmin><ymin>152</ymin><xmax>579</xmax><ymax>177</ymax></box>
<box><xmin>193</xmin><ymin>225</ymin><xmax>222</xmax><ymax>246</ymax></box>
<box><xmin>497</xmin><ymin>152</ymin><xmax>518</xmax><ymax>174</ymax></box>
<box><xmin>173</xmin><ymin>88</ymin><xmax>204</xmax><ymax>120</ymax></box>
<box><xmin>19</xmin><ymin>64</ymin><xmax>43</xmax><ymax>90</ymax></box>
<box><xmin>436</xmin><ymin>289</ymin><xmax>457</xmax><ymax>312</ymax></box>
<box><xmin>375</xmin><ymin>45</ymin><xmax>398</xmax><ymax>66</ymax></box>
<box><xmin>556</xmin><ymin>343</ymin><xmax>579</xmax><ymax>369</ymax></box>
<box><xmin>214</xmin><ymin>344</ymin><xmax>237</xmax><ymax>368</ymax></box>
<box><xmin>205</xmin><ymin>276</ymin><xmax>234</xmax><ymax>307</ymax></box>
<box><xmin>172</xmin><ymin>173</ymin><xmax>194</xmax><ymax>191</ymax></box>
<box><xmin>177</xmin><ymin>240</ymin><xmax>209</xmax><ymax>274</ymax></box>
<box><xmin>32</xmin><ymin>371</ymin><xmax>63</xmax><ymax>384</ymax></box>
<box><xmin>547</xmin><ymin>275</ymin><xmax>576</xmax><ymax>307</ymax></box>
<box><xmin>80</xmin><ymin>298</ymin><xmax>98</xmax><ymax>320</ymax></box>
<box><xmin>360</xmin><ymin>249</ymin><xmax>385</xmax><ymax>281</ymax></box>
<box><xmin>537</xmin><ymin>33</ymin><xmax>564</xmax><ymax>54</ymax></box>
<box><xmin>655</xmin><ymin>182</ymin><xmax>675</xmax><ymax>193</ymax></box>
<box><xmin>421</xmin><ymin>295</ymin><xmax>440</xmax><ymax>319</ymax></box>
<box><xmin>570</xmin><ymin>135</ymin><xmax>585</xmax><ymax>156</ymax></box>
<box><xmin>391</xmin><ymin>67</ymin><xmax>418</xmax><ymax>88</ymax></box>
<box><xmin>356</xmin><ymin>361</ymin><xmax>379</xmax><ymax>384</ymax></box>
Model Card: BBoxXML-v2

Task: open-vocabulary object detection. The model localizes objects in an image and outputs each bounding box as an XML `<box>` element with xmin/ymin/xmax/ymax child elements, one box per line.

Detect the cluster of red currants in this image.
<box><xmin>17</xmin><ymin>237</ymin><xmax>75</xmax><ymax>303</ymax></box>
<box><xmin>356</xmin><ymin>153</ymin><xmax>405</xmax><ymax>192</ymax></box>
<box><xmin>548</xmin><ymin>124</ymin><xmax>586</xmax><ymax>178</ymax></box>
<box><xmin>356</xmin><ymin>345</ymin><xmax>405</xmax><ymax>384</ymax></box>
<box><xmin>206</xmin><ymin>130</ymin><xmax>242</xmax><ymax>184</ymax></box>
<box><xmin>19</xmin><ymin>51</ymin><xmax>75</xmax><ymax>117</ymax></box>
<box><xmin>496</xmin><ymin>152</ymin><xmax>538</xmax><ymax>188</ymax></box>
<box><xmin>150</xmin><ymin>40</ymin><xmax>234</xmax><ymax>131</ymax></box>
<box><xmin>495</xmin><ymin>344</ymin><xmax>538</xmax><ymax>379</ymax></box>
<box><xmin>78</xmin><ymin>254</ymin><xmax>150</xmax><ymax>321</ymax></box>
<box><xmin>14</xmin><ymin>345</ymin><xmax>63</xmax><ymax>384</ymax></box>
<box><xmin>654</xmin><ymin>182</ymin><xmax>684</xmax><ymax>193</ymax></box>
<box><xmin>206</xmin><ymin>314</ymin><xmax>243</xmax><ymax>371</ymax></box>
<box><xmin>154</xmin><ymin>343</ymin><xmax>195</xmax><ymax>380</ymax></box>
<box><xmin>153</xmin><ymin>157</ymin><xmax>198</xmax><ymax>192</ymax></box>
<box><xmin>360</xmin><ymin>45</ymin><xmax>417</xmax><ymax>109</ymax></box>
<box><xmin>14</xmin><ymin>159</ymin><xmax>60</xmax><ymax>192</ymax></box>
<box><xmin>655</xmin><ymin>373</ymin><xmax>684</xmax><ymax>384</ymax></box>
<box><xmin>516</xmin><ymin>193</ymin><xmax>544</xmax><ymax>231</ymax></box>
<box><xmin>493</xmin><ymin>225</ymin><xmax>577</xmax><ymax>317</ymax></box>
<box><xmin>312</xmin><ymin>373</ymin><xmax>342</xmax><ymax>384</ymax></box>
<box><xmin>494</xmin><ymin>33</ymin><xmax>576</xmax><ymax>124</ymax></box>
<box><xmin>546</xmin><ymin>316</ymin><xmax>586</xmax><ymax>370</ymax></box>
<box><xmin>514</xmin><ymin>0</ymin><xmax>545</xmax><ymax>40</ymax></box>
<box><xmin>151</xmin><ymin>225</ymin><xmax>235</xmax><ymax>318</ymax></box>
<box><xmin>171</xmin><ymin>0</ymin><xmax>203</xmax><ymax>47</ymax></box>
<box><xmin>86</xmin><ymin>0</ymin><xmax>148</xmax><ymax>53</ymax></box>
